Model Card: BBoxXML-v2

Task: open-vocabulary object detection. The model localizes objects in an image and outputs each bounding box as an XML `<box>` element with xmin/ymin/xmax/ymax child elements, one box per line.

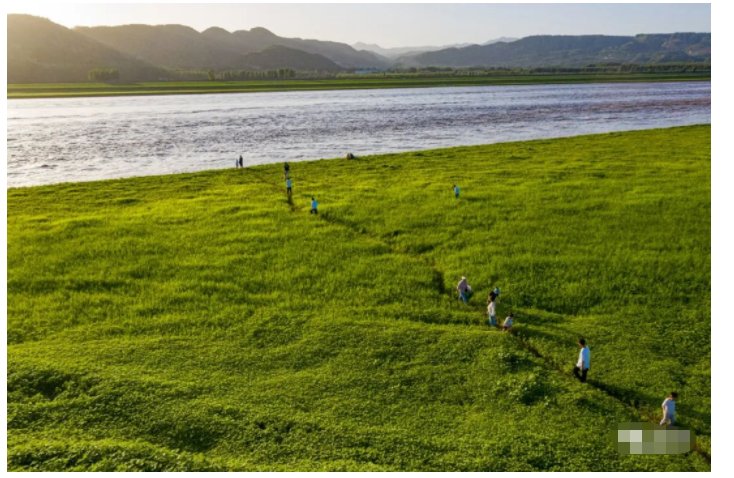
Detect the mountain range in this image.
<box><xmin>75</xmin><ymin>22</ymin><xmax>388</xmax><ymax>70</ymax></box>
<box><xmin>398</xmin><ymin>33</ymin><xmax>711</xmax><ymax>68</ymax></box>
<box><xmin>8</xmin><ymin>14</ymin><xmax>710</xmax><ymax>83</ymax></box>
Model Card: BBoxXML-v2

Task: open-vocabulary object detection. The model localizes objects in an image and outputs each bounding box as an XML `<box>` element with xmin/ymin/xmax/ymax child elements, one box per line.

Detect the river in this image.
<box><xmin>6</xmin><ymin>81</ymin><xmax>710</xmax><ymax>187</ymax></box>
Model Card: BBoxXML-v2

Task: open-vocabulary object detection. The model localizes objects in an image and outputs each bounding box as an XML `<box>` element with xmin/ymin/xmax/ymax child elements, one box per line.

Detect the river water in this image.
<box><xmin>7</xmin><ymin>81</ymin><xmax>710</xmax><ymax>187</ymax></box>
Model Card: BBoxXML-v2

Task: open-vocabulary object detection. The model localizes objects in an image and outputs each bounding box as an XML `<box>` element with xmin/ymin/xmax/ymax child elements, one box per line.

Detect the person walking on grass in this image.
<box><xmin>453</xmin><ymin>184</ymin><xmax>460</xmax><ymax>199</ymax></box>
<box><xmin>487</xmin><ymin>297</ymin><xmax>497</xmax><ymax>326</ymax></box>
<box><xmin>310</xmin><ymin>196</ymin><xmax>318</xmax><ymax>215</ymax></box>
<box><xmin>502</xmin><ymin>312</ymin><xmax>514</xmax><ymax>332</ymax></box>
<box><xmin>286</xmin><ymin>177</ymin><xmax>293</xmax><ymax>198</ymax></box>
<box><xmin>457</xmin><ymin>276</ymin><xmax>471</xmax><ymax>303</ymax></box>
<box><xmin>573</xmin><ymin>337</ymin><xmax>591</xmax><ymax>383</ymax></box>
<box><xmin>660</xmin><ymin>392</ymin><xmax>678</xmax><ymax>427</ymax></box>
<box><xmin>238</xmin><ymin>155</ymin><xmax>243</xmax><ymax>168</ymax></box>
<box><xmin>284</xmin><ymin>162</ymin><xmax>291</xmax><ymax>179</ymax></box>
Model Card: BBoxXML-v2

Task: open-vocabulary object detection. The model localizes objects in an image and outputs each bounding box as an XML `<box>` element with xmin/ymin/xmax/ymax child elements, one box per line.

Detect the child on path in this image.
<box><xmin>660</xmin><ymin>392</ymin><xmax>678</xmax><ymax>426</ymax></box>
<box><xmin>502</xmin><ymin>313</ymin><xmax>514</xmax><ymax>331</ymax></box>
<box><xmin>573</xmin><ymin>338</ymin><xmax>591</xmax><ymax>383</ymax></box>
<box><xmin>310</xmin><ymin>196</ymin><xmax>318</xmax><ymax>214</ymax></box>
<box><xmin>286</xmin><ymin>178</ymin><xmax>292</xmax><ymax>197</ymax></box>
<box><xmin>487</xmin><ymin>298</ymin><xmax>497</xmax><ymax>326</ymax></box>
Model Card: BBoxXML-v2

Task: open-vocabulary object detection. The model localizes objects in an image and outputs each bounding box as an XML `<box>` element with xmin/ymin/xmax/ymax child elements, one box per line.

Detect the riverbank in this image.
<box><xmin>8</xmin><ymin>71</ymin><xmax>710</xmax><ymax>99</ymax></box>
<box><xmin>8</xmin><ymin>126</ymin><xmax>710</xmax><ymax>471</ymax></box>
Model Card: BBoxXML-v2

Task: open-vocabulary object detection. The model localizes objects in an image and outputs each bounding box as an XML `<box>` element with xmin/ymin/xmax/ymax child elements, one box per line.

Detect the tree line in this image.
<box><xmin>84</xmin><ymin>63</ymin><xmax>709</xmax><ymax>83</ymax></box>
<box><xmin>87</xmin><ymin>68</ymin><xmax>120</xmax><ymax>82</ymax></box>
<box><xmin>341</xmin><ymin>63</ymin><xmax>711</xmax><ymax>78</ymax></box>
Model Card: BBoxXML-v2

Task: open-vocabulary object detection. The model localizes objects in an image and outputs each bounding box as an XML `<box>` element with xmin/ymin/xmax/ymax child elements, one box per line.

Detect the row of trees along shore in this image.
<box><xmin>87</xmin><ymin>68</ymin><xmax>120</xmax><ymax>81</ymax></box>
<box><xmin>84</xmin><ymin>63</ymin><xmax>710</xmax><ymax>83</ymax></box>
<box><xmin>200</xmin><ymin>63</ymin><xmax>711</xmax><ymax>81</ymax></box>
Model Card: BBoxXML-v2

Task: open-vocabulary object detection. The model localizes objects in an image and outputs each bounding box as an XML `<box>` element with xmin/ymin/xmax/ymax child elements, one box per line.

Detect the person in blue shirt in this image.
<box><xmin>310</xmin><ymin>196</ymin><xmax>318</xmax><ymax>215</ymax></box>
<box><xmin>660</xmin><ymin>392</ymin><xmax>678</xmax><ymax>426</ymax></box>
<box><xmin>286</xmin><ymin>178</ymin><xmax>292</xmax><ymax>197</ymax></box>
<box><xmin>489</xmin><ymin>286</ymin><xmax>500</xmax><ymax>304</ymax></box>
<box><xmin>453</xmin><ymin>184</ymin><xmax>460</xmax><ymax>199</ymax></box>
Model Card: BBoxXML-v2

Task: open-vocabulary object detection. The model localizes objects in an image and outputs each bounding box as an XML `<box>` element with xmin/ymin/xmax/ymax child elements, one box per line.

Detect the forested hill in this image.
<box><xmin>399</xmin><ymin>33</ymin><xmax>711</xmax><ymax>68</ymax></box>
<box><xmin>7</xmin><ymin>14</ymin><xmax>167</xmax><ymax>83</ymax></box>
<box><xmin>8</xmin><ymin>14</ymin><xmax>710</xmax><ymax>83</ymax></box>
<box><xmin>74</xmin><ymin>23</ymin><xmax>388</xmax><ymax>70</ymax></box>
<box><xmin>7</xmin><ymin>15</ymin><xmax>379</xmax><ymax>83</ymax></box>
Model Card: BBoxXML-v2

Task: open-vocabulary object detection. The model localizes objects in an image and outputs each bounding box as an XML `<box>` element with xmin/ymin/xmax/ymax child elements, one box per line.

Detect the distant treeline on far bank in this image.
<box><xmin>184</xmin><ymin>63</ymin><xmax>711</xmax><ymax>82</ymax></box>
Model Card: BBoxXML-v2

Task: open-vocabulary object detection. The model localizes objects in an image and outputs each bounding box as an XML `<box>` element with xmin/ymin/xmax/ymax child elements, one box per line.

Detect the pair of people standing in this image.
<box><xmin>282</xmin><ymin>162</ymin><xmax>318</xmax><ymax>214</ymax></box>
<box><xmin>487</xmin><ymin>301</ymin><xmax>513</xmax><ymax>331</ymax></box>
<box><xmin>571</xmin><ymin>339</ymin><xmax>679</xmax><ymax>428</ymax></box>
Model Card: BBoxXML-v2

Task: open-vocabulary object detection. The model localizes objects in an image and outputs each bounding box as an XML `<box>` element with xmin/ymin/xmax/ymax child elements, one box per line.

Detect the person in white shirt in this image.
<box><xmin>660</xmin><ymin>392</ymin><xmax>678</xmax><ymax>426</ymax></box>
<box><xmin>573</xmin><ymin>337</ymin><xmax>590</xmax><ymax>382</ymax></box>
<box><xmin>487</xmin><ymin>298</ymin><xmax>497</xmax><ymax>326</ymax></box>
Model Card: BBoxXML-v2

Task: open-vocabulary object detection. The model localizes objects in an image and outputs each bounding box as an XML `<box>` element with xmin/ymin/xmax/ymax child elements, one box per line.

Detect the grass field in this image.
<box><xmin>7</xmin><ymin>125</ymin><xmax>710</xmax><ymax>471</ymax></box>
<box><xmin>7</xmin><ymin>72</ymin><xmax>711</xmax><ymax>99</ymax></box>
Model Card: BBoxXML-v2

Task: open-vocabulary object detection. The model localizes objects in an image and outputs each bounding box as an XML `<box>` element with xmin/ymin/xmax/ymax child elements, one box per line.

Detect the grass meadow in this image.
<box><xmin>7</xmin><ymin>125</ymin><xmax>710</xmax><ymax>471</ymax></box>
<box><xmin>7</xmin><ymin>72</ymin><xmax>710</xmax><ymax>99</ymax></box>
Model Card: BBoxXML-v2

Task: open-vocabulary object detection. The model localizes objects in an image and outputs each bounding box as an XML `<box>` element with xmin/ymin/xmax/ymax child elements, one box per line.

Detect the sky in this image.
<box><xmin>6</xmin><ymin>1</ymin><xmax>711</xmax><ymax>48</ymax></box>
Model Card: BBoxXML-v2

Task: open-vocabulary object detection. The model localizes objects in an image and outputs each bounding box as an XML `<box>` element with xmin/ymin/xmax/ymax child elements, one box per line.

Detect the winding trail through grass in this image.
<box><xmin>251</xmin><ymin>162</ymin><xmax>710</xmax><ymax>464</ymax></box>
<box><xmin>7</xmin><ymin>127</ymin><xmax>710</xmax><ymax>471</ymax></box>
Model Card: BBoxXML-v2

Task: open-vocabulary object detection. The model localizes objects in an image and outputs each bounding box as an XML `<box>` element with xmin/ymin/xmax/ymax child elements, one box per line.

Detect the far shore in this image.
<box><xmin>8</xmin><ymin>72</ymin><xmax>710</xmax><ymax>99</ymax></box>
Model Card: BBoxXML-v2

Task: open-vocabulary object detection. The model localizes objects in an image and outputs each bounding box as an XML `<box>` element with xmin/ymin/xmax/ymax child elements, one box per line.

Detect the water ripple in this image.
<box><xmin>7</xmin><ymin>82</ymin><xmax>710</xmax><ymax>187</ymax></box>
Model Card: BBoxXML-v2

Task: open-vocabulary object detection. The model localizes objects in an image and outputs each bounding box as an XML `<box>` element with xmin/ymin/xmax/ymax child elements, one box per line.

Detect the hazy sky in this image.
<box><xmin>7</xmin><ymin>2</ymin><xmax>711</xmax><ymax>48</ymax></box>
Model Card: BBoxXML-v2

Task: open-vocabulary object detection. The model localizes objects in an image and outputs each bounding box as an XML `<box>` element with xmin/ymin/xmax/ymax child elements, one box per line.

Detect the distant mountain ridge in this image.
<box><xmin>7</xmin><ymin>14</ymin><xmax>711</xmax><ymax>84</ymax></box>
<box><xmin>76</xmin><ymin>23</ymin><xmax>389</xmax><ymax>70</ymax></box>
<box><xmin>400</xmin><ymin>33</ymin><xmax>711</xmax><ymax>67</ymax></box>
<box><xmin>8</xmin><ymin>14</ymin><xmax>167</xmax><ymax>82</ymax></box>
<box><xmin>8</xmin><ymin>14</ymin><xmax>387</xmax><ymax>83</ymax></box>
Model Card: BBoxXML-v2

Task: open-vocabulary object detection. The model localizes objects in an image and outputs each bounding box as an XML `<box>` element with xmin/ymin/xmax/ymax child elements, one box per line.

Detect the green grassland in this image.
<box><xmin>8</xmin><ymin>72</ymin><xmax>710</xmax><ymax>99</ymax></box>
<box><xmin>7</xmin><ymin>125</ymin><xmax>710</xmax><ymax>471</ymax></box>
